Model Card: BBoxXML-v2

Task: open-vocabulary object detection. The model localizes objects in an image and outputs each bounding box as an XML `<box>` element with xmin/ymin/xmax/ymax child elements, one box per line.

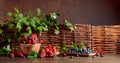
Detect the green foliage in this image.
<box><xmin>78</xmin><ymin>42</ymin><xmax>85</xmax><ymax>49</ymax></box>
<box><xmin>0</xmin><ymin>34</ymin><xmax>11</xmax><ymax>43</ymax></box>
<box><xmin>0</xmin><ymin>45</ymin><xmax>11</xmax><ymax>55</ymax></box>
<box><xmin>36</xmin><ymin>8</ymin><xmax>41</xmax><ymax>16</ymax></box>
<box><xmin>0</xmin><ymin>6</ymin><xmax>75</xmax><ymax>45</ymax></box>
<box><xmin>0</xmin><ymin>23</ymin><xmax>3</xmax><ymax>34</ymax></box>
<box><xmin>27</xmin><ymin>51</ymin><xmax>38</xmax><ymax>58</ymax></box>
<box><xmin>64</xmin><ymin>19</ymin><xmax>74</xmax><ymax>31</ymax></box>
<box><xmin>71</xmin><ymin>42</ymin><xmax>78</xmax><ymax>50</ymax></box>
<box><xmin>6</xmin><ymin>7</ymin><xmax>61</xmax><ymax>36</ymax></box>
<box><xmin>61</xmin><ymin>43</ymin><xmax>68</xmax><ymax>52</ymax></box>
<box><xmin>0</xmin><ymin>28</ymin><xmax>2</xmax><ymax>34</ymax></box>
<box><xmin>8</xmin><ymin>23</ymin><xmax>15</xmax><ymax>29</ymax></box>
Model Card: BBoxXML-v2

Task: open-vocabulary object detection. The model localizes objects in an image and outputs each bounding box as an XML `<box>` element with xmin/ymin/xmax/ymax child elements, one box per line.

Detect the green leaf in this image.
<box><xmin>8</xmin><ymin>23</ymin><xmax>15</xmax><ymax>29</ymax></box>
<box><xmin>71</xmin><ymin>42</ymin><xmax>75</xmax><ymax>49</ymax></box>
<box><xmin>30</xmin><ymin>17</ymin><xmax>37</xmax><ymax>28</ymax></box>
<box><xmin>37</xmin><ymin>25</ymin><xmax>43</xmax><ymax>33</ymax></box>
<box><xmin>0</xmin><ymin>28</ymin><xmax>3</xmax><ymax>34</ymax></box>
<box><xmin>14</xmin><ymin>7</ymin><xmax>19</xmax><ymax>13</ymax></box>
<box><xmin>36</xmin><ymin>8</ymin><xmax>41</xmax><ymax>16</ymax></box>
<box><xmin>43</xmin><ymin>26</ymin><xmax>48</xmax><ymax>31</ymax></box>
<box><xmin>54</xmin><ymin>29</ymin><xmax>60</xmax><ymax>35</ymax></box>
<box><xmin>24</xmin><ymin>21</ymin><xmax>30</xmax><ymax>25</ymax></box>
<box><xmin>61</xmin><ymin>43</ymin><xmax>68</xmax><ymax>52</ymax></box>
<box><xmin>7</xmin><ymin>12</ymin><xmax>13</xmax><ymax>17</ymax></box>
<box><xmin>21</xmin><ymin>32</ymin><xmax>30</xmax><ymax>36</ymax></box>
<box><xmin>50</xmin><ymin>13</ymin><xmax>60</xmax><ymax>19</ymax></box>
<box><xmin>18</xmin><ymin>13</ymin><xmax>23</xmax><ymax>19</ymax></box>
<box><xmin>16</xmin><ymin>22</ymin><xmax>22</xmax><ymax>31</ymax></box>
<box><xmin>54</xmin><ymin>24</ymin><xmax>59</xmax><ymax>30</ymax></box>
<box><xmin>26</xmin><ymin>26</ymin><xmax>32</xmax><ymax>35</ymax></box>
<box><xmin>27</xmin><ymin>51</ymin><xmax>38</xmax><ymax>58</ymax></box>
<box><xmin>79</xmin><ymin>42</ymin><xmax>85</xmax><ymax>49</ymax></box>
<box><xmin>33</xmin><ymin>17</ymin><xmax>40</xmax><ymax>24</ymax></box>
<box><xmin>3</xmin><ymin>45</ymin><xmax>11</xmax><ymax>52</ymax></box>
<box><xmin>64</xmin><ymin>19</ymin><xmax>74</xmax><ymax>31</ymax></box>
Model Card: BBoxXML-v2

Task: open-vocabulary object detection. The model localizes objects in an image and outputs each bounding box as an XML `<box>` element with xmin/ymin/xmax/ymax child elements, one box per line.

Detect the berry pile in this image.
<box><xmin>68</xmin><ymin>47</ymin><xmax>93</xmax><ymax>54</ymax></box>
<box><xmin>18</xmin><ymin>33</ymin><xmax>43</xmax><ymax>44</ymax></box>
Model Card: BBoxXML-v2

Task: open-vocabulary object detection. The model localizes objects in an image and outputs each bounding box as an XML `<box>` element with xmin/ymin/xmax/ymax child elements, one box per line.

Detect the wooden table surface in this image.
<box><xmin>0</xmin><ymin>54</ymin><xmax>120</xmax><ymax>63</ymax></box>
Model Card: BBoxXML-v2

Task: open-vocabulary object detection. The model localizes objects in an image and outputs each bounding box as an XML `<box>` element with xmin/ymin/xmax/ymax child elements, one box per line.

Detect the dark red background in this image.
<box><xmin>0</xmin><ymin>0</ymin><xmax>120</xmax><ymax>25</ymax></box>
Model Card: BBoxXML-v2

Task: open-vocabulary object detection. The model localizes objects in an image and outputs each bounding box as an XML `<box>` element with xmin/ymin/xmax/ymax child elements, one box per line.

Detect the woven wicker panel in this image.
<box><xmin>105</xmin><ymin>25</ymin><xmax>120</xmax><ymax>54</ymax></box>
<box><xmin>74</xmin><ymin>24</ymin><xmax>91</xmax><ymax>48</ymax></box>
<box><xmin>91</xmin><ymin>26</ymin><xmax>105</xmax><ymax>52</ymax></box>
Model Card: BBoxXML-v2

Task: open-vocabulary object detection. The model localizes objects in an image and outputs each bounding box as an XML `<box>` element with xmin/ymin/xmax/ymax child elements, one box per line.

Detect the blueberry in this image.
<box><xmin>92</xmin><ymin>56</ymin><xmax>95</xmax><ymax>58</ymax></box>
<box><xmin>70</xmin><ymin>56</ymin><xmax>73</xmax><ymax>59</ymax></box>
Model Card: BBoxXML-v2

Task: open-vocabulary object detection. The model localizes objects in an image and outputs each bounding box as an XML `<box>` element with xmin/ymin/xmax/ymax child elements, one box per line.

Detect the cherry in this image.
<box><xmin>17</xmin><ymin>52</ymin><xmax>24</xmax><ymax>57</ymax></box>
<box><xmin>23</xmin><ymin>36</ymin><xmax>28</xmax><ymax>40</ymax></box>
<box><xmin>10</xmin><ymin>52</ymin><xmax>14</xmax><ymax>58</ymax></box>
<box><xmin>39</xmin><ymin>39</ymin><xmax>43</xmax><ymax>43</ymax></box>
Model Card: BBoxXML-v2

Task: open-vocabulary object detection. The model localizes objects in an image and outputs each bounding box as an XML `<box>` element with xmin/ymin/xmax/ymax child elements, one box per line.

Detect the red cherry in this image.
<box><xmin>27</xmin><ymin>40</ymin><xmax>32</xmax><ymax>44</ymax></box>
<box><xmin>53</xmin><ymin>47</ymin><xmax>57</xmax><ymax>52</ymax></box>
<box><xmin>49</xmin><ymin>49</ymin><xmax>53</xmax><ymax>53</ymax></box>
<box><xmin>17</xmin><ymin>52</ymin><xmax>24</xmax><ymax>57</ymax></box>
<box><xmin>31</xmin><ymin>40</ymin><xmax>36</xmax><ymax>44</ymax></box>
<box><xmin>45</xmin><ymin>47</ymin><xmax>49</xmax><ymax>52</ymax></box>
<box><xmin>10</xmin><ymin>53</ymin><xmax>14</xmax><ymax>58</ymax></box>
<box><xmin>18</xmin><ymin>40</ymin><xmax>21</xmax><ymax>45</ymax></box>
<box><xmin>47</xmin><ymin>44</ymin><xmax>52</xmax><ymax>49</ymax></box>
<box><xmin>63</xmin><ymin>53</ymin><xmax>67</xmax><ymax>57</ymax></box>
<box><xmin>23</xmin><ymin>36</ymin><xmax>28</xmax><ymax>40</ymax></box>
<box><xmin>49</xmin><ymin>53</ymin><xmax>53</xmax><ymax>57</ymax></box>
<box><xmin>41</xmin><ymin>52</ymin><xmax>46</xmax><ymax>57</ymax></box>
<box><xmin>39</xmin><ymin>39</ymin><xmax>43</xmax><ymax>43</ymax></box>
<box><xmin>33</xmin><ymin>34</ymin><xmax>37</xmax><ymax>39</ymax></box>
<box><xmin>101</xmin><ymin>51</ymin><xmax>105</xmax><ymax>55</ymax></box>
<box><xmin>31</xmin><ymin>35</ymin><xmax>36</xmax><ymax>40</ymax></box>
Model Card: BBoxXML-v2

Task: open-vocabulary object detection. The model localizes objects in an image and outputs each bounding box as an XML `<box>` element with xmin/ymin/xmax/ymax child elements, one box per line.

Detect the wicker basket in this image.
<box><xmin>20</xmin><ymin>43</ymin><xmax>41</xmax><ymax>55</ymax></box>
